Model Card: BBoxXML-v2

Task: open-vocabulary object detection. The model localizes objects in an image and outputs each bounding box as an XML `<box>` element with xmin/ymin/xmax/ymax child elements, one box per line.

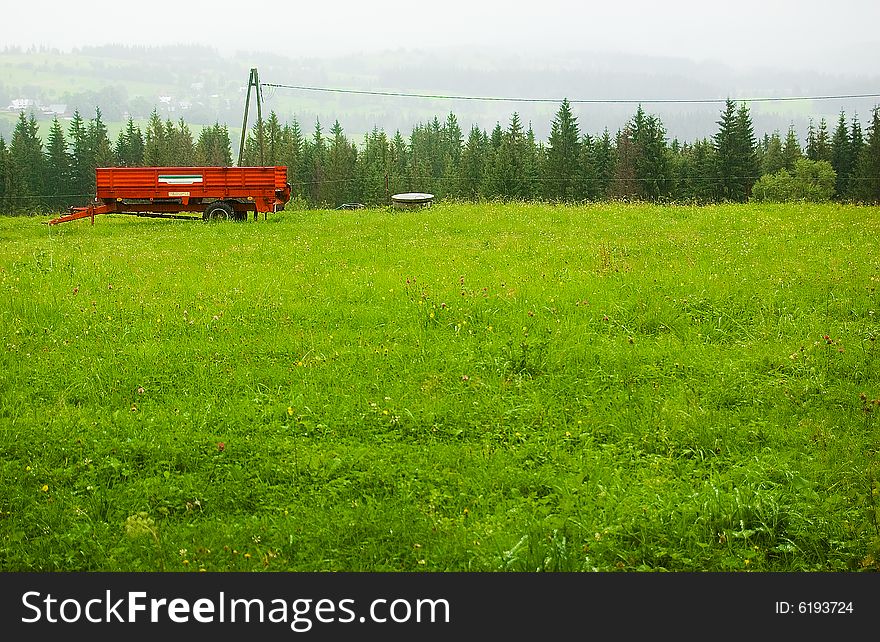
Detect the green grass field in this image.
<box><xmin>1</xmin><ymin>201</ymin><xmax>878</xmax><ymax>571</ymax></box>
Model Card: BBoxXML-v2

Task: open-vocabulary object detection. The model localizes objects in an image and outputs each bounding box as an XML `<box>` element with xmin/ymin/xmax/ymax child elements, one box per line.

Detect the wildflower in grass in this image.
<box><xmin>123</xmin><ymin>513</ymin><xmax>156</xmax><ymax>539</ymax></box>
<box><xmin>40</xmin><ymin>484</ymin><xmax>48</xmax><ymax>492</ymax></box>
<box><xmin>287</xmin><ymin>406</ymin><xmax>294</xmax><ymax>416</ymax></box>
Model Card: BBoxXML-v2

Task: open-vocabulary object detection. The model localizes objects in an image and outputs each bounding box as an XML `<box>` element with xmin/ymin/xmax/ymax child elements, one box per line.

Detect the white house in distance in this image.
<box><xmin>7</xmin><ymin>98</ymin><xmax>35</xmax><ymax>111</ymax></box>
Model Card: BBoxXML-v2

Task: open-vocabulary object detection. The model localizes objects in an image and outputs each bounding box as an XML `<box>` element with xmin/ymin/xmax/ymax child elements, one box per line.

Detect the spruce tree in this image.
<box><xmin>482</xmin><ymin>123</ymin><xmax>504</xmax><ymax>199</ymax></box>
<box><xmin>88</xmin><ymin>107</ymin><xmax>116</xmax><ymax>172</ymax></box>
<box><xmin>815</xmin><ymin>118</ymin><xmax>831</xmax><ymax>161</ymax></box>
<box><xmin>610</xmin><ymin>126</ymin><xmax>639</xmax><ymax>201</ymax></box>
<box><xmin>544</xmin><ymin>99</ymin><xmax>581</xmax><ymax>200</ymax></box>
<box><xmin>326</xmin><ymin>120</ymin><xmax>357</xmax><ymax>205</ymax></box>
<box><xmin>67</xmin><ymin>110</ymin><xmax>91</xmax><ymax>198</ymax></box>
<box><xmin>9</xmin><ymin>111</ymin><xmax>45</xmax><ymax>209</ymax></box>
<box><xmin>443</xmin><ymin>112</ymin><xmax>463</xmax><ymax>167</ymax></box>
<box><xmin>806</xmin><ymin>120</ymin><xmax>818</xmax><ymax>160</ymax></box>
<box><xmin>165</xmin><ymin>118</ymin><xmax>194</xmax><ymax>165</ymax></box>
<box><xmin>45</xmin><ymin>116</ymin><xmax>71</xmax><ymax>207</ymax></box>
<box><xmin>116</xmin><ymin>116</ymin><xmax>145</xmax><ymax>167</ymax></box>
<box><xmin>457</xmin><ymin>126</ymin><xmax>486</xmax><ymax>201</ymax></box>
<box><xmin>493</xmin><ymin>113</ymin><xmax>531</xmax><ymax>200</ymax></box>
<box><xmin>734</xmin><ymin>102</ymin><xmax>759</xmax><ymax>199</ymax></box>
<box><xmin>848</xmin><ymin>115</ymin><xmax>864</xmax><ymax>198</ymax></box>
<box><xmin>309</xmin><ymin>119</ymin><xmax>328</xmax><ymax>205</ymax></box>
<box><xmin>762</xmin><ymin>131</ymin><xmax>785</xmax><ymax>175</ymax></box>
<box><xmin>781</xmin><ymin>124</ymin><xmax>802</xmax><ymax>172</ymax></box>
<box><xmin>830</xmin><ymin>112</ymin><xmax>850</xmax><ymax>198</ymax></box>
<box><xmin>522</xmin><ymin>125</ymin><xmax>540</xmax><ymax>201</ymax></box>
<box><xmin>388</xmin><ymin>130</ymin><xmax>409</xmax><ymax>198</ymax></box>
<box><xmin>632</xmin><ymin>107</ymin><xmax>672</xmax><ymax>201</ymax></box>
<box><xmin>712</xmin><ymin>99</ymin><xmax>738</xmax><ymax>201</ymax></box>
<box><xmin>279</xmin><ymin>119</ymin><xmax>302</xmax><ymax>185</ymax></box>
<box><xmin>854</xmin><ymin>107</ymin><xmax>880</xmax><ymax>203</ymax></box>
<box><xmin>144</xmin><ymin>109</ymin><xmax>168</xmax><ymax>166</ymax></box>
<box><xmin>593</xmin><ymin>129</ymin><xmax>616</xmax><ymax>199</ymax></box>
<box><xmin>578</xmin><ymin>133</ymin><xmax>599</xmax><ymax>200</ymax></box>
<box><xmin>0</xmin><ymin>137</ymin><xmax>8</xmax><ymax>214</ymax></box>
<box><xmin>356</xmin><ymin>126</ymin><xmax>390</xmax><ymax>205</ymax></box>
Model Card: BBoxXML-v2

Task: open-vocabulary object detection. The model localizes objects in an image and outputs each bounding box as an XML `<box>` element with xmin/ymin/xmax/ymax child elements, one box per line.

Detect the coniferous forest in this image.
<box><xmin>1</xmin><ymin>98</ymin><xmax>878</xmax><ymax>214</ymax></box>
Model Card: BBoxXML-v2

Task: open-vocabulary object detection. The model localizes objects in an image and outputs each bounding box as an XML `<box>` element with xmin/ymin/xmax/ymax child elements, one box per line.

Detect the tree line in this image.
<box><xmin>1</xmin><ymin>99</ymin><xmax>878</xmax><ymax>213</ymax></box>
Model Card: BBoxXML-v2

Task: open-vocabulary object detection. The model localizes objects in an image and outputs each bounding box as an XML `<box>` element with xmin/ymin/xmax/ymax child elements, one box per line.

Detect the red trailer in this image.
<box><xmin>48</xmin><ymin>166</ymin><xmax>291</xmax><ymax>225</ymax></box>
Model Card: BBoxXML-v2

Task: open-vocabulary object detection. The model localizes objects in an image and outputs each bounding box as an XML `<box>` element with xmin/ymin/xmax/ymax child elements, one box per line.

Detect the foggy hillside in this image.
<box><xmin>1</xmin><ymin>44</ymin><xmax>878</xmax><ymax>143</ymax></box>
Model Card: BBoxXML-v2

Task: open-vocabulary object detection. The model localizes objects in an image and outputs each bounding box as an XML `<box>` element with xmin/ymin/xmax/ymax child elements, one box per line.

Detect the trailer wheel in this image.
<box><xmin>204</xmin><ymin>201</ymin><xmax>235</xmax><ymax>221</ymax></box>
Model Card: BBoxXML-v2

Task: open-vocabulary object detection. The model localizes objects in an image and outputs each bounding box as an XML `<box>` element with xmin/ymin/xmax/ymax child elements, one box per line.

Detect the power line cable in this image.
<box><xmin>262</xmin><ymin>83</ymin><xmax>880</xmax><ymax>105</ymax></box>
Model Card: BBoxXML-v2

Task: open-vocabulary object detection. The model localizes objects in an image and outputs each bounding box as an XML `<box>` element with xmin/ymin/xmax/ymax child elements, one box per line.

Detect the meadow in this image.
<box><xmin>0</xmin><ymin>201</ymin><xmax>878</xmax><ymax>572</ymax></box>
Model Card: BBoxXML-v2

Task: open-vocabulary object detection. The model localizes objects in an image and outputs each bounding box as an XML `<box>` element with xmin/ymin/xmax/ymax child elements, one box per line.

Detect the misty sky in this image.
<box><xmin>4</xmin><ymin>0</ymin><xmax>879</xmax><ymax>75</ymax></box>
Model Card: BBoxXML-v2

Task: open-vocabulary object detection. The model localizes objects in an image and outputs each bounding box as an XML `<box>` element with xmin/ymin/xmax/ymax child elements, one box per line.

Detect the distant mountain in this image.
<box><xmin>1</xmin><ymin>44</ymin><xmax>877</xmax><ymax>144</ymax></box>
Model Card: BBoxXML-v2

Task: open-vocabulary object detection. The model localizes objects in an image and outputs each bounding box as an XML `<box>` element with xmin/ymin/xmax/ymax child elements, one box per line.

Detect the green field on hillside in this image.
<box><xmin>1</xmin><ymin>202</ymin><xmax>878</xmax><ymax>571</ymax></box>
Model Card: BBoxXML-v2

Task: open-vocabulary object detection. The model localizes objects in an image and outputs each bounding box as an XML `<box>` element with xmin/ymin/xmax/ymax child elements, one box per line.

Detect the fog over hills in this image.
<box><xmin>1</xmin><ymin>44</ymin><xmax>878</xmax><ymax>144</ymax></box>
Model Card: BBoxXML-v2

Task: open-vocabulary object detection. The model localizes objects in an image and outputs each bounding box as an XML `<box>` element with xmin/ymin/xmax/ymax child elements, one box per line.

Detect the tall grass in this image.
<box><xmin>0</xmin><ymin>201</ymin><xmax>878</xmax><ymax>571</ymax></box>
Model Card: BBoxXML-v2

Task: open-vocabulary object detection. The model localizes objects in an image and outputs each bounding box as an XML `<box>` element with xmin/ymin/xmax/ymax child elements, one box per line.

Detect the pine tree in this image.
<box><xmin>482</xmin><ymin>123</ymin><xmax>504</xmax><ymax>199</ymax></box>
<box><xmin>610</xmin><ymin>126</ymin><xmax>639</xmax><ymax>201</ymax></box>
<box><xmin>632</xmin><ymin>107</ymin><xmax>672</xmax><ymax>201</ymax></box>
<box><xmin>544</xmin><ymin>99</ymin><xmax>581</xmax><ymax>200</ymax></box>
<box><xmin>577</xmin><ymin>133</ymin><xmax>599</xmax><ymax>201</ymax></box>
<box><xmin>45</xmin><ymin>116</ymin><xmax>71</xmax><ymax>207</ymax></box>
<box><xmin>114</xmin><ymin>116</ymin><xmax>145</xmax><ymax>167</ymax></box>
<box><xmin>854</xmin><ymin>106</ymin><xmax>880</xmax><ymax>203</ymax></box>
<box><xmin>848</xmin><ymin>115</ymin><xmax>864</xmax><ymax>199</ymax></box>
<box><xmin>194</xmin><ymin>123</ymin><xmax>232</xmax><ymax>166</ymax></box>
<box><xmin>67</xmin><ymin>109</ymin><xmax>91</xmax><ymax>199</ymax></box>
<box><xmin>356</xmin><ymin>126</ymin><xmax>390</xmax><ymax>205</ymax></box>
<box><xmin>491</xmin><ymin>112</ymin><xmax>532</xmax><ymax>200</ymax></box>
<box><xmin>815</xmin><ymin>118</ymin><xmax>831</xmax><ymax>161</ymax></box>
<box><xmin>806</xmin><ymin>120</ymin><xmax>818</xmax><ymax>160</ymax></box>
<box><xmin>0</xmin><ymin>137</ymin><xmax>8</xmax><ymax>214</ymax></box>
<box><xmin>593</xmin><ymin>128</ymin><xmax>615</xmax><ymax>198</ymax></box>
<box><xmin>388</xmin><ymin>130</ymin><xmax>409</xmax><ymax>198</ymax></box>
<box><xmin>309</xmin><ymin>119</ymin><xmax>328</xmax><ymax>205</ymax></box>
<box><xmin>88</xmin><ymin>107</ymin><xmax>116</xmax><ymax>171</ymax></box>
<box><xmin>326</xmin><ymin>120</ymin><xmax>357</xmax><ymax>205</ymax></box>
<box><xmin>762</xmin><ymin>131</ymin><xmax>785</xmax><ymax>175</ymax></box>
<box><xmin>734</xmin><ymin>103</ymin><xmax>759</xmax><ymax>198</ymax></box>
<box><xmin>280</xmin><ymin>119</ymin><xmax>303</xmax><ymax>182</ymax></box>
<box><xmin>165</xmin><ymin>118</ymin><xmax>194</xmax><ymax>165</ymax></box>
<box><xmin>144</xmin><ymin>109</ymin><xmax>168</xmax><ymax>166</ymax></box>
<box><xmin>9</xmin><ymin>111</ymin><xmax>45</xmax><ymax>209</ymax></box>
<box><xmin>457</xmin><ymin>126</ymin><xmax>486</xmax><ymax>201</ymax></box>
<box><xmin>781</xmin><ymin>124</ymin><xmax>802</xmax><ymax>172</ymax></box>
<box><xmin>712</xmin><ymin>99</ymin><xmax>738</xmax><ymax>201</ymax></box>
<box><xmin>264</xmin><ymin>111</ymin><xmax>282</xmax><ymax>166</ymax></box>
<box><xmin>830</xmin><ymin>112</ymin><xmax>850</xmax><ymax>198</ymax></box>
<box><xmin>443</xmin><ymin>112</ymin><xmax>463</xmax><ymax>167</ymax></box>
<box><xmin>522</xmin><ymin>124</ymin><xmax>539</xmax><ymax>201</ymax></box>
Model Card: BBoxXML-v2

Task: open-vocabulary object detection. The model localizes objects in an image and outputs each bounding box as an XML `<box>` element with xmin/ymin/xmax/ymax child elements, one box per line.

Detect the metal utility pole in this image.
<box><xmin>238</xmin><ymin>68</ymin><xmax>265</xmax><ymax>166</ymax></box>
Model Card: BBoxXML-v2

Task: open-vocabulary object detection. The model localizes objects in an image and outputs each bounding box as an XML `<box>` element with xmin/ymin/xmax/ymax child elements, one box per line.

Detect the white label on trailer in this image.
<box><xmin>168</xmin><ymin>191</ymin><xmax>191</xmax><ymax>197</ymax></box>
<box><xmin>159</xmin><ymin>175</ymin><xmax>204</xmax><ymax>184</ymax></box>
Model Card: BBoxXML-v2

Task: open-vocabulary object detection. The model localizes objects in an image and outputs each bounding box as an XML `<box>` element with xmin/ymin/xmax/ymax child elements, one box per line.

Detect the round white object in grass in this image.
<box><xmin>391</xmin><ymin>192</ymin><xmax>434</xmax><ymax>208</ymax></box>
